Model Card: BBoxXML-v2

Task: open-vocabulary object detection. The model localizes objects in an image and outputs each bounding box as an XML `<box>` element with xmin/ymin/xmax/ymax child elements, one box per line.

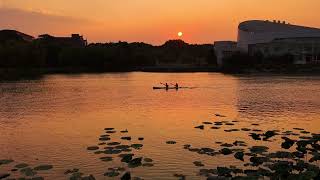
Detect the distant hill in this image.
<box><xmin>0</xmin><ymin>29</ymin><xmax>34</xmax><ymax>43</ymax></box>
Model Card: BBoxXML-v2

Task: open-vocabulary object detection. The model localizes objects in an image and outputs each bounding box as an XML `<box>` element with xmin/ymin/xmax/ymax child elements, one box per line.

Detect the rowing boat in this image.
<box><xmin>153</xmin><ymin>87</ymin><xmax>188</xmax><ymax>90</ymax></box>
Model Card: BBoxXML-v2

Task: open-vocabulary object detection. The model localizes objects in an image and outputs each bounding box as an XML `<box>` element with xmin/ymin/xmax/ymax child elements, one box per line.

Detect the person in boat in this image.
<box><xmin>165</xmin><ymin>83</ymin><xmax>169</xmax><ymax>90</ymax></box>
<box><xmin>175</xmin><ymin>83</ymin><xmax>179</xmax><ymax>89</ymax></box>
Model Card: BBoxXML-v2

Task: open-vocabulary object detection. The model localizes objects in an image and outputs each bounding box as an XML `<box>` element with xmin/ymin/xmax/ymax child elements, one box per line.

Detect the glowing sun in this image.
<box><xmin>178</xmin><ymin>32</ymin><xmax>183</xmax><ymax>37</ymax></box>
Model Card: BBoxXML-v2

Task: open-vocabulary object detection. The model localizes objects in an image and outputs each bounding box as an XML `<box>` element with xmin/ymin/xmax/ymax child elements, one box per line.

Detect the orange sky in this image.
<box><xmin>1</xmin><ymin>0</ymin><xmax>320</xmax><ymax>44</ymax></box>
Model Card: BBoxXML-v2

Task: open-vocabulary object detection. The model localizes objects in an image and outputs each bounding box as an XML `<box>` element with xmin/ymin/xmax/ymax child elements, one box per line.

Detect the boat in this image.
<box><xmin>153</xmin><ymin>87</ymin><xmax>188</xmax><ymax>90</ymax></box>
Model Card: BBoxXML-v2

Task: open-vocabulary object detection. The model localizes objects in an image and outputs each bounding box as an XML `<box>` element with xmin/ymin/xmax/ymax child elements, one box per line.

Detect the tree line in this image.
<box><xmin>0</xmin><ymin>37</ymin><xmax>217</xmax><ymax>71</ymax></box>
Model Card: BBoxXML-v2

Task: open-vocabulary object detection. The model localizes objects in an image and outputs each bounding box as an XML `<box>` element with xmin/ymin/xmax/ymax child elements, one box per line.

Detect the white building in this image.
<box><xmin>238</xmin><ymin>20</ymin><xmax>320</xmax><ymax>52</ymax></box>
<box><xmin>214</xmin><ymin>20</ymin><xmax>320</xmax><ymax>66</ymax></box>
<box><xmin>249</xmin><ymin>37</ymin><xmax>320</xmax><ymax>64</ymax></box>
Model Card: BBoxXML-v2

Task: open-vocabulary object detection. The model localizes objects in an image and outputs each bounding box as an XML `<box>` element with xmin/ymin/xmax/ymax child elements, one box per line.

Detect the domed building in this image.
<box><xmin>237</xmin><ymin>20</ymin><xmax>320</xmax><ymax>52</ymax></box>
<box><xmin>214</xmin><ymin>20</ymin><xmax>320</xmax><ymax>66</ymax></box>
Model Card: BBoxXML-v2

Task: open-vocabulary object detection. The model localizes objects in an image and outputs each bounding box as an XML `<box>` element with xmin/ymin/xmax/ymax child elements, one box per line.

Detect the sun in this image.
<box><xmin>178</xmin><ymin>32</ymin><xmax>183</xmax><ymax>37</ymax></box>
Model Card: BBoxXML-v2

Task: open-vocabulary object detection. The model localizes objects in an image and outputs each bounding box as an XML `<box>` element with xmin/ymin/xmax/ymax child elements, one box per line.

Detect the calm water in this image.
<box><xmin>0</xmin><ymin>72</ymin><xmax>319</xmax><ymax>179</ymax></box>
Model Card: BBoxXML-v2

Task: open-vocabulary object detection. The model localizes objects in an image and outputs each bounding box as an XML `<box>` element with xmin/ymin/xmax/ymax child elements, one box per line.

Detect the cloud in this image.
<box><xmin>0</xmin><ymin>7</ymin><xmax>95</xmax><ymax>37</ymax></box>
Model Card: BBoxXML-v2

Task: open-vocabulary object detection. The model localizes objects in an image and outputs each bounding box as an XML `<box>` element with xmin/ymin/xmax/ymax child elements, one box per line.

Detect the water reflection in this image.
<box><xmin>236</xmin><ymin>75</ymin><xmax>320</xmax><ymax>129</ymax></box>
<box><xmin>0</xmin><ymin>73</ymin><xmax>319</xmax><ymax>179</ymax></box>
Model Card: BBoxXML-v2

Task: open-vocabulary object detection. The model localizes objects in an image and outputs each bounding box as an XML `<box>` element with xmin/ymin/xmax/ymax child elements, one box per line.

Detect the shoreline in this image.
<box><xmin>1</xmin><ymin>66</ymin><xmax>320</xmax><ymax>81</ymax></box>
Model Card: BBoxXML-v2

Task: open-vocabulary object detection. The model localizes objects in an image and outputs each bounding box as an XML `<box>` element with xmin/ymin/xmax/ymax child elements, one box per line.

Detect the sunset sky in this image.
<box><xmin>1</xmin><ymin>0</ymin><xmax>320</xmax><ymax>44</ymax></box>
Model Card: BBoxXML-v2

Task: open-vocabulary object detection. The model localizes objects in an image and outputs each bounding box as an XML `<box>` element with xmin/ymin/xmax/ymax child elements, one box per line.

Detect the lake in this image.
<box><xmin>0</xmin><ymin>72</ymin><xmax>319</xmax><ymax>179</ymax></box>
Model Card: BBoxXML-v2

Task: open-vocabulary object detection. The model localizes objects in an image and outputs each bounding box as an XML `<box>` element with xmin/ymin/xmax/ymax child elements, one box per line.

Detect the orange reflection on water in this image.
<box><xmin>0</xmin><ymin>73</ymin><xmax>319</xmax><ymax>179</ymax></box>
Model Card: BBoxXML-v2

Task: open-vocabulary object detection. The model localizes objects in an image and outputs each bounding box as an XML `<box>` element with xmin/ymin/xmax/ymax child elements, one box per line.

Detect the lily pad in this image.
<box><xmin>203</xmin><ymin>122</ymin><xmax>213</xmax><ymax>124</ymax></box>
<box><xmin>249</xmin><ymin>146</ymin><xmax>269</xmax><ymax>154</ymax></box>
<box><xmin>263</xmin><ymin>131</ymin><xmax>277</xmax><ymax>140</ymax></box>
<box><xmin>0</xmin><ymin>173</ymin><xmax>10</xmax><ymax>179</ymax></box>
<box><xmin>113</xmin><ymin>167</ymin><xmax>126</xmax><ymax>172</ymax></box>
<box><xmin>217</xmin><ymin>167</ymin><xmax>232</xmax><ymax>177</ymax></box>
<box><xmin>309</xmin><ymin>153</ymin><xmax>320</xmax><ymax>163</ymax></box>
<box><xmin>115</xmin><ymin>145</ymin><xmax>131</xmax><ymax>149</ymax></box>
<box><xmin>144</xmin><ymin>158</ymin><xmax>153</xmax><ymax>162</ymax></box>
<box><xmin>220</xmin><ymin>148</ymin><xmax>233</xmax><ymax>155</ymax></box>
<box><xmin>133</xmin><ymin>177</ymin><xmax>144</xmax><ymax>180</ymax></box>
<box><xmin>142</xmin><ymin>163</ymin><xmax>154</xmax><ymax>167</ymax></box>
<box><xmin>281</xmin><ymin>137</ymin><xmax>295</xmax><ymax>149</ymax></box>
<box><xmin>299</xmin><ymin>136</ymin><xmax>312</xmax><ymax>140</ymax></box>
<box><xmin>70</xmin><ymin>172</ymin><xmax>84</xmax><ymax>180</ymax></box>
<box><xmin>301</xmin><ymin>131</ymin><xmax>310</xmax><ymax>134</ymax></box>
<box><xmin>104</xmin><ymin>128</ymin><xmax>115</xmax><ymax>131</ymax></box>
<box><xmin>121</xmin><ymin>172</ymin><xmax>131</xmax><ymax>180</ymax></box>
<box><xmin>292</xmin><ymin>151</ymin><xmax>304</xmax><ymax>158</ymax></box>
<box><xmin>249</xmin><ymin>156</ymin><xmax>269</xmax><ymax>166</ymax></box>
<box><xmin>199</xmin><ymin>148</ymin><xmax>215</xmax><ymax>153</ymax></box>
<box><xmin>131</xmin><ymin>144</ymin><xmax>143</xmax><ymax>149</ymax></box>
<box><xmin>267</xmin><ymin>151</ymin><xmax>293</xmax><ymax>159</ymax></box>
<box><xmin>224</xmin><ymin>129</ymin><xmax>239</xmax><ymax>132</ymax></box>
<box><xmin>15</xmin><ymin>163</ymin><xmax>29</xmax><ymax>169</ymax></box>
<box><xmin>99</xmin><ymin>137</ymin><xmax>111</xmax><ymax>141</ymax></box>
<box><xmin>121</xmin><ymin>154</ymin><xmax>134</xmax><ymax>163</ymax></box>
<box><xmin>64</xmin><ymin>168</ymin><xmax>79</xmax><ymax>175</ymax></box>
<box><xmin>104</xmin><ymin>146</ymin><xmax>114</xmax><ymax>150</ymax></box>
<box><xmin>21</xmin><ymin>167</ymin><xmax>37</xmax><ymax>176</ymax></box>
<box><xmin>193</xmin><ymin>161</ymin><xmax>204</xmax><ymax>167</ymax></box>
<box><xmin>87</xmin><ymin>146</ymin><xmax>99</xmax><ymax>151</ymax></box>
<box><xmin>249</xmin><ymin>133</ymin><xmax>261</xmax><ymax>140</ymax></box>
<box><xmin>199</xmin><ymin>169</ymin><xmax>217</xmax><ymax>176</ymax></box>
<box><xmin>267</xmin><ymin>161</ymin><xmax>293</xmax><ymax>176</ymax></box>
<box><xmin>121</xmin><ymin>137</ymin><xmax>132</xmax><ymax>140</ymax></box>
<box><xmin>104</xmin><ymin>171</ymin><xmax>120</xmax><ymax>177</ymax></box>
<box><xmin>233</xmin><ymin>141</ymin><xmax>246</xmax><ymax>146</ymax></box>
<box><xmin>214</xmin><ymin>122</ymin><xmax>223</xmax><ymax>126</ymax></box>
<box><xmin>221</xmin><ymin>143</ymin><xmax>233</xmax><ymax>147</ymax></box>
<box><xmin>234</xmin><ymin>152</ymin><xmax>244</xmax><ymax>161</ymax></box>
<box><xmin>34</xmin><ymin>165</ymin><xmax>53</xmax><ymax>171</ymax></box>
<box><xmin>128</xmin><ymin>157</ymin><xmax>142</xmax><ymax>168</ymax></box>
<box><xmin>100</xmin><ymin>134</ymin><xmax>110</xmax><ymax>138</ymax></box>
<box><xmin>107</xmin><ymin>142</ymin><xmax>121</xmax><ymax>146</ymax></box>
<box><xmin>104</xmin><ymin>149</ymin><xmax>122</xmax><ymax>154</ymax></box>
<box><xmin>121</xmin><ymin>148</ymin><xmax>132</xmax><ymax>152</ymax></box>
<box><xmin>81</xmin><ymin>175</ymin><xmax>95</xmax><ymax>180</ymax></box>
<box><xmin>0</xmin><ymin>159</ymin><xmax>14</xmax><ymax>166</ymax></box>
<box><xmin>195</xmin><ymin>125</ymin><xmax>204</xmax><ymax>130</ymax></box>
<box><xmin>173</xmin><ymin>174</ymin><xmax>186</xmax><ymax>179</ymax></box>
<box><xmin>100</xmin><ymin>156</ymin><xmax>113</xmax><ymax>162</ymax></box>
<box><xmin>215</xmin><ymin>114</ymin><xmax>226</xmax><ymax>117</ymax></box>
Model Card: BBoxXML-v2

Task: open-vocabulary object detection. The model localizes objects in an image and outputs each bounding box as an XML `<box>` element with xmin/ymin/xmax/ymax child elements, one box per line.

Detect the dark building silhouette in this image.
<box><xmin>0</xmin><ymin>29</ymin><xmax>34</xmax><ymax>43</ymax></box>
<box><xmin>37</xmin><ymin>34</ymin><xmax>87</xmax><ymax>47</ymax></box>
